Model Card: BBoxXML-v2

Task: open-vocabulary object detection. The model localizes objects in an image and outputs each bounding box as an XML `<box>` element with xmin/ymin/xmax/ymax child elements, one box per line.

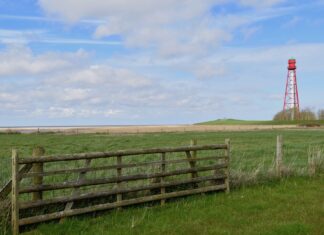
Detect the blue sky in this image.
<box><xmin>1</xmin><ymin>0</ymin><xmax>324</xmax><ymax>126</ymax></box>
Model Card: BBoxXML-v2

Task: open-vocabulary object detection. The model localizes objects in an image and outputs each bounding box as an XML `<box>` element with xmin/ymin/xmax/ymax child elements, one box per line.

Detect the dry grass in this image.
<box><xmin>0</xmin><ymin>124</ymin><xmax>301</xmax><ymax>135</ymax></box>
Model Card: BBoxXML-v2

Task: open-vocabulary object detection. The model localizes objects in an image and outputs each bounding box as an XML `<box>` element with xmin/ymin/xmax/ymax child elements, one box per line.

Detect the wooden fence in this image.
<box><xmin>11</xmin><ymin>139</ymin><xmax>230</xmax><ymax>234</ymax></box>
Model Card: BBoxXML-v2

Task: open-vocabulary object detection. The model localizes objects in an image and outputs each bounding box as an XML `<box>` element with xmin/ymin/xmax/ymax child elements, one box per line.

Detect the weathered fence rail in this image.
<box><xmin>0</xmin><ymin>164</ymin><xmax>32</xmax><ymax>201</ymax></box>
<box><xmin>11</xmin><ymin>140</ymin><xmax>230</xmax><ymax>234</ymax></box>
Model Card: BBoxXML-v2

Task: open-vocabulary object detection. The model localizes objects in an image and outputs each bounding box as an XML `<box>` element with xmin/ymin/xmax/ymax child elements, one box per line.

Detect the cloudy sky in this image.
<box><xmin>1</xmin><ymin>0</ymin><xmax>324</xmax><ymax>126</ymax></box>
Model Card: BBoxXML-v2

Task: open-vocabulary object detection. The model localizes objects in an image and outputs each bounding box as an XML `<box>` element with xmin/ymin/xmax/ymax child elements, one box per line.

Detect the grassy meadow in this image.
<box><xmin>0</xmin><ymin>129</ymin><xmax>324</xmax><ymax>234</ymax></box>
<box><xmin>196</xmin><ymin>118</ymin><xmax>324</xmax><ymax>126</ymax></box>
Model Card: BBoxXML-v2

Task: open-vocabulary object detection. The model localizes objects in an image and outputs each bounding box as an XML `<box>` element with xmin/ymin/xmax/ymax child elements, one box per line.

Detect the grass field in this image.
<box><xmin>1</xmin><ymin>129</ymin><xmax>324</xmax><ymax>186</ymax></box>
<box><xmin>197</xmin><ymin>119</ymin><xmax>324</xmax><ymax>126</ymax></box>
<box><xmin>22</xmin><ymin>175</ymin><xmax>324</xmax><ymax>235</ymax></box>
<box><xmin>0</xmin><ymin>130</ymin><xmax>324</xmax><ymax>234</ymax></box>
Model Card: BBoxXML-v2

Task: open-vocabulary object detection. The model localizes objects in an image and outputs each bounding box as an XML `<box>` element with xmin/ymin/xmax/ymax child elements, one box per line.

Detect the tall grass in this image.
<box><xmin>230</xmin><ymin>148</ymin><xmax>324</xmax><ymax>188</ymax></box>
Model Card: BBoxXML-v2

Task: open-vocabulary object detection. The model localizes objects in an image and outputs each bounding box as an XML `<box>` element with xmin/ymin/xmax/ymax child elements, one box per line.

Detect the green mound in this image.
<box><xmin>196</xmin><ymin>119</ymin><xmax>324</xmax><ymax>126</ymax></box>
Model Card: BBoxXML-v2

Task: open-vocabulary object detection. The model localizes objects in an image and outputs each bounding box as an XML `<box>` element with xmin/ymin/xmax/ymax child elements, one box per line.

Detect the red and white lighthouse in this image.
<box><xmin>283</xmin><ymin>58</ymin><xmax>300</xmax><ymax>120</ymax></box>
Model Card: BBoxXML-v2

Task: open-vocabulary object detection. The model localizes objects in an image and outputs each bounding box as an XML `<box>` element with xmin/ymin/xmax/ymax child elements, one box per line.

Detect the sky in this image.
<box><xmin>1</xmin><ymin>0</ymin><xmax>324</xmax><ymax>126</ymax></box>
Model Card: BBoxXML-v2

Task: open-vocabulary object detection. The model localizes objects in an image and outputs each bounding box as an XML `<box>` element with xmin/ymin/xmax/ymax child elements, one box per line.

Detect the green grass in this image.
<box><xmin>23</xmin><ymin>175</ymin><xmax>324</xmax><ymax>235</ymax></box>
<box><xmin>1</xmin><ymin>130</ymin><xmax>324</xmax><ymax>186</ymax></box>
<box><xmin>1</xmin><ymin>130</ymin><xmax>324</xmax><ymax>234</ymax></box>
<box><xmin>196</xmin><ymin>118</ymin><xmax>324</xmax><ymax>126</ymax></box>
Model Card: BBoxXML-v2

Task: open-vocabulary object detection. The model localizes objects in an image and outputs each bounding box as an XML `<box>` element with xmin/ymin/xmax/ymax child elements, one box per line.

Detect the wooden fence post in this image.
<box><xmin>190</xmin><ymin>139</ymin><xmax>197</xmax><ymax>159</ymax></box>
<box><xmin>117</xmin><ymin>155</ymin><xmax>123</xmax><ymax>210</ymax></box>
<box><xmin>11</xmin><ymin>149</ymin><xmax>19</xmax><ymax>235</ymax></box>
<box><xmin>190</xmin><ymin>139</ymin><xmax>198</xmax><ymax>177</ymax></box>
<box><xmin>276</xmin><ymin>135</ymin><xmax>283</xmax><ymax>177</ymax></box>
<box><xmin>32</xmin><ymin>147</ymin><xmax>45</xmax><ymax>201</ymax></box>
<box><xmin>187</xmin><ymin>139</ymin><xmax>198</xmax><ymax>187</ymax></box>
<box><xmin>160</xmin><ymin>152</ymin><xmax>166</xmax><ymax>205</ymax></box>
<box><xmin>225</xmin><ymin>139</ymin><xmax>230</xmax><ymax>193</ymax></box>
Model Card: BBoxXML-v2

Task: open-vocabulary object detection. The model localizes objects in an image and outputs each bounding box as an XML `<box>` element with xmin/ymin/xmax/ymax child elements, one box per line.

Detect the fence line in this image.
<box><xmin>10</xmin><ymin>140</ymin><xmax>230</xmax><ymax>234</ymax></box>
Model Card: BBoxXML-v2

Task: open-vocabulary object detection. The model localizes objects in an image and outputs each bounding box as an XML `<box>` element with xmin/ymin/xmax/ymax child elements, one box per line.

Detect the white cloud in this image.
<box><xmin>1</xmin><ymin>45</ymin><xmax>234</xmax><ymax>121</ymax></box>
<box><xmin>60</xmin><ymin>88</ymin><xmax>90</xmax><ymax>102</ymax></box>
<box><xmin>0</xmin><ymin>92</ymin><xmax>19</xmax><ymax>102</ymax></box>
<box><xmin>31</xmin><ymin>107</ymin><xmax>122</xmax><ymax>118</ymax></box>
<box><xmin>40</xmin><ymin>0</ymin><xmax>281</xmax><ymax>58</ymax></box>
<box><xmin>0</xmin><ymin>45</ymin><xmax>178</xmax><ymax>120</ymax></box>
<box><xmin>44</xmin><ymin>64</ymin><xmax>152</xmax><ymax>88</ymax></box>
<box><xmin>35</xmin><ymin>0</ymin><xmax>295</xmax><ymax>73</ymax></box>
<box><xmin>0</xmin><ymin>45</ymin><xmax>88</xmax><ymax>76</ymax></box>
<box><xmin>38</xmin><ymin>1</ymin><xmax>220</xmax><ymax>22</ymax></box>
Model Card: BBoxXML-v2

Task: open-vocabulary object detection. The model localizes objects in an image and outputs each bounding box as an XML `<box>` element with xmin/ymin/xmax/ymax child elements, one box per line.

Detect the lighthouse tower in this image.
<box><xmin>283</xmin><ymin>58</ymin><xmax>300</xmax><ymax>120</ymax></box>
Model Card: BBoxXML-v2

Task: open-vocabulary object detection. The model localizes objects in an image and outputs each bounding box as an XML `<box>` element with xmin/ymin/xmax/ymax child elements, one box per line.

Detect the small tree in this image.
<box><xmin>299</xmin><ymin>108</ymin><xmax>316</xmax><ymax>120</ymax></box>
<box><xmin>273</xmin><ymin>110</ymin><xmax>288</xmax><ymax>121</ymax></box>
<box><xmin>318</xmin><ymin>109</ymin><xmax>324</xmax><ymax>120</ymax></box>
<box><xmin>273</xmin><ymin>108</ymin><xmax>298</xmax><ymax>121</ymax></box>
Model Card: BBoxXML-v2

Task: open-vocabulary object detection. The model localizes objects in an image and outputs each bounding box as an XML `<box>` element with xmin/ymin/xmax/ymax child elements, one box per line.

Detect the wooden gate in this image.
<box><xmin>11</xmin><ymin>139</ymin><xmax>230</xmax><ymax>234</ymax></box>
